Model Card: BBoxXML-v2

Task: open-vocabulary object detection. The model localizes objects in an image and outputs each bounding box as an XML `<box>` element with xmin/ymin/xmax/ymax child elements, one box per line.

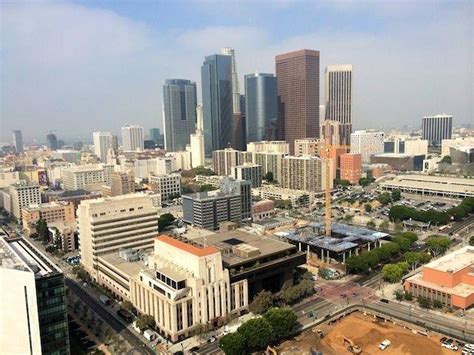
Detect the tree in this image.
<box><xmin>335</xmin><ymin>179</ymin><xmax>350</xmax><ymax>187</ymax></box>
<box><xmin>417</xmin><ymin>296</ymin><xmax>431</xmax><ymax>309</ymax></box>
<box><xmin>344</xmin><ymin>214</ymin><xmax>353</xmax><ymax>222</ymax></box>
<box><xmin>448</xmin><ymin>206</ymin><xmax>468</xmax><ymax>221</ymax></box>
<box><xmin>237</xmin><ymin>318</ymin><xmax>273</xmax><ymax>352</ymax></box>
<box><xmin>135</xmin><ymin>314</ymin><xmax>155</xmax><ymax>332</ymax></box>
<box><xmin>199</xmin><ymin>184</ymin><xmax>216</xmax><ymax>192</ymax></box>
<box><xmin>382</xmin><ymin>262</ymin><xmax>408</xmax><ymax>283</ymax></box>
<box><xmin>364</xmin><ymin>204</ymin><xmax>372</xmax><ymax>213</ymax></box>
<box><xmin>345</xmin><ymin>255</ymin><xmax>369</xmax><ymax>273</ymax></box>
<box><xmin>440</xmin><ymin>155</ymin><xmax>452</xmax><ymax>164</ymax></box>
<box><xmin>404</xmin><ymin>292</ymin><xmax>413</xmax><ymax>301</ymax></box>
<box><xmin>263</xmin><ymin>308</ymin><xmax>297</xmax><ymax>341</ymax></box>
<box><xmin>264</xmin><ymin>172</ymin><xmax>274</xmax><ymax>182</ymax></box>
<box><xmin>392</xmin><ymin>236</ymin><xmax>412</xmax><ymax>252</ymax></box>
<box><xmin>192</xmin><ymin>166</ymin><xmax>215</xmax><ymax>176</ymax></box>
<box><xmin>249</xmin><ymin>290</ymin><xmax>274</xmax><ymax>314</ymax></box>
<box><xmin>220</xmin><ymin>333</ymin><xmax>246</xmax><ymax>355</ymax></box>
<box><xmin>425</xmin><ymin>236</ymin><xmax>451</xmax><ymax>256</ymax></box>
<box><xmin>36</xmin><ymin>219</ymin><xmax>49</xmax><ymax>242</ymax></box>
<box><xmin>72</xmin><ymin>265</ymin><xmax>91</xmax><ymax>283</ymax></box>
<box><xmin>158</xmin><ymin>213</ymin><xmax>176</xmax><ymax>232</ymax></box>
<box><xmin>399</xmin><ymin>232</ymin><xmax>418</xmax><ymax>244</ymax></box>
<box><xmin>366</xmin><ymin>220</ymin><xmax>376</xmax><ymax>229</ymax></box>
<box><xmin>359</xmin><ymin>177</ymin><xmax>372</xmax><ymax>187</ymax></box>
<box><xmin>394</xmin><ymin>290</ymin><xmax>404</xmax><ymax>301</ymax></box>
<box><xmin>379</xmin><ymin>220</ymin><xmax>389</xmax><ymax>232</ymax></box>
<box><xmin>432</xmin><ymin>300</ymin><xmax>443</xmax><ymax>308</ymax></box>
<box><xmin>404</xmin><ymin>251</ymin><xmax>431</xmax><ymax>270</ymax></box>
<box><xmin>274</xmin><ymin>199</ymin><xmax>292</xmax><ymax>210</ymax></box>
<box><xmin>391</xmin><ymin>189</ymin><xmax>402</xmax><ymax>202</ymax></box>
<box><xmin>121</xmin><ymin>301</ymin><xmax>135</xmax><ymax>313</ymax></box>
<box><xmin>377</xmin><ymin>193</ymin><xmax>392</xmax><ymax>206</ymax></box>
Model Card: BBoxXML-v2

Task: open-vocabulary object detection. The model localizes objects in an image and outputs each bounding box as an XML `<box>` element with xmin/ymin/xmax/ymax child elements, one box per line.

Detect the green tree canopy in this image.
<box><xmin>36</xmin><ymin>219</ymin><xmax>49</xmax><ymax>242</ymax></box>
<box><xmin>364</xmin><ymin>203</ymin><xmax>372</xmax><ymax>213</ymax></box>
<box><xmin>404</xmin><ymin>251</ymin><xmax>432</xmax><ymax>270</ymax></box>
<box><xmin>366</xmin><ymin>220</ymin><xmax>376</xmax><ymax>229</ymax></box>
<box><xmin>263</xmin><ymin>308</ymin><xmax>297</xmax><ymax>341</ymax></box>
<box><xmin>135</xmin><ymin>314</ymin><xmax>155</xmax><ymax>332</ymax></box>
<box><xmin>335</xmin><ymin>178</ymin><xmax>350</xmax><ymax>187</ymax></box>
<box><xmin>249</xmin><ymin>290</ymin><xmax>274</xmax><ymax>315</ymax></box>
<box><xmin>382</xmin><ymin>262</ymin><xmax>409</xmax><ymax>283</ymax></box>
<box><xmin>425</xmin><ymin>236</ymin><xmax>451</xmax><ymax>256</ymax></box>
<box><xmin>220</xmin><ymin>333</ymin><xmax>246</xmax><ymax>355</ymax></box>
<box><xmin>158</xmin><ymin>213</ymin><xmax>176</xmax><ymax>232</ymax></box>
<box><xmin>199</xmin><ymin>184</ymin><xmax>217</xmax><ymax>192</ymax></box>
<box><xmin>469</xmin><ymin>236</ymin><xmax>474</xmax><ymax>246</ymax></box>
<box><xmin>391</xmin><ymin>189</ymin><xmax>402</xmax><ymax>202</ymax></box>
<box><xmin>237</xmin><ymin>318</ymin><xmax>273</xmax><ymax>352</ymax></box>
<box><xmin>377</xmin><ymin>193</ymin><xmax>392</xmax><ymax>206</ymax></box>
<box><xmin>440</xmin><ymin>155</ymin><xmax>452</xmax><ymax>164</ymax></box>
<box><xmin>264</xmin><ymin>172</ymin><xmax>274</xmax><ymax>182</ymax></box>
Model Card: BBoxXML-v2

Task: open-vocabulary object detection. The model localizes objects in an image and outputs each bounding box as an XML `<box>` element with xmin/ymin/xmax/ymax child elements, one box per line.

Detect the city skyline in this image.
<box><xmin>1</xmin><ymin>1</ymin><xmax>472</xmax><ymax>142</ymax></box>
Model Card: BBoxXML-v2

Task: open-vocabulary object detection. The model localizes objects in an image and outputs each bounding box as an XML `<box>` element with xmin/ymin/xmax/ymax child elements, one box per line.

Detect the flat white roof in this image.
<box><xmin>424</xmin><ymin>246</ymin><xmax>474</xmax><ymax>273</ymax></box>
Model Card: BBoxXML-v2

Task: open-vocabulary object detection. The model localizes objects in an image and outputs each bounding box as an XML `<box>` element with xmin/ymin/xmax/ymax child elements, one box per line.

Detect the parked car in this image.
<box><xmin>378</xmin><ymin>339</ymin><xmax>391</xmax><ymax>350</ymax></box>
<box><xmin>442</xmin><ymin>342</ymin><xmax>458</xmax><ymax>351</ymax></box>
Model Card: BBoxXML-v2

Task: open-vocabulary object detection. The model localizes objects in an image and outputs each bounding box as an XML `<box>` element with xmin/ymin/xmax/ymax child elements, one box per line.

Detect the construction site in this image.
<box><xmin>276</xmin><ymin>311</ymin><xmax>454</xmax><ymax>355</ymax></box>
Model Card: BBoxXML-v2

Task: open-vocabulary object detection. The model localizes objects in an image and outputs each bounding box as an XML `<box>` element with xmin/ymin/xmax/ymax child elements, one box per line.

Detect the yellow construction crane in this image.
<box><xmin>324</xmin><ymin>121</ymin><xmax>332</xmax><ymax>237</ymax></box>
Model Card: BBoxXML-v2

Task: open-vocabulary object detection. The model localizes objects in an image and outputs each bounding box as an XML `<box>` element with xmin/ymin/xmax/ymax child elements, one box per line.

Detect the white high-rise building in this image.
<box><xmin>93</xmin><ymin>131</ymin><xmax>112</xmax><ymax>162</ymax></box>
<box><xmin>325</xmin><ymin>65</ymin><xmax>353</xmax><ymax>146</ymax></box>
<box><xmin>77</xmin><ymin>193</ymin><xmax>159</xmax><ymax>277</ymax></box>
<box><xmin>350</xmin><ymin>130</ymin><xmax>385</xmax><ymax>164</ymax></box>
<box><xmin>62</xmin><ymin>164</ymin><xmax>114</xmax><ymax>191</ymax></box>
<box><xmin>9</xmin><ymin>181</ymin><xmax>41</xmax><ymax>220</ymax></box>
<box><xmin>121</xmin><ymin>125</ymin><xmax>144</xmax><ymax>151</ymax></box>
<box><xmin>190</xmin><ymin>104</ymin><xmax>205</xmax><ymax>167</ymax></box>
<box><xmin>422</xmin><ymin>114</ymin><xmax>453</xmax><ymax>147</ymax></box>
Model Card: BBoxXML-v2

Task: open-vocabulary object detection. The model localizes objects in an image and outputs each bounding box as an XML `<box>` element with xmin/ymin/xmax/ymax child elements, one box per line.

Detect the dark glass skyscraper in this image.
<box><xmin>201</xmin><ymin>54</ymin><xmax>232</xmax><ymax>156</ymax></box>
<box><xmin>244</xmin><ymin>73</ymin><xmax>278</xmax><ymax>143</ymax></box>
<box><xmin>13</xmin><ymin>129</ymin><xmax>24</xmax><ymax>154</ymax></box>
<box><xmin>163</xmin><ymin>79</ymin><xmax>197</xmax><ymax>152</ymax></box>
<box><xmin>46</xmin><ymin>133</ymin><xmax>58</xmax><ymax>151</ymax></box>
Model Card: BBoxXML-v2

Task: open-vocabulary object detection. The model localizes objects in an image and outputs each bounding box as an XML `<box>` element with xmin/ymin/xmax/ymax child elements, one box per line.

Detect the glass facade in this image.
<box><xmin>244</xmin><ymin>73</ymin><xmax>278</xmax><ymax>143</ymax></box>
<box><xmin>201</xmin><ymin>54</ymin><xmax>232</xmax><ymax>156</ymax></box>
<box><xmin>36</xmin><ymin>274</ymin><xmax>70</xmax><ymax>355</ymax></box>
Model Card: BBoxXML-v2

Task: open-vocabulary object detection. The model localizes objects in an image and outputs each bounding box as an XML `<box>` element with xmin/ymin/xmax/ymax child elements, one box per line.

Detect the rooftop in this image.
<box><xmin>99</xmin><ymin>251</ymin><xmax>147</xmax><ymax>277</ymax></box>
<box><xmin>156</xmin><ymin>235</ymin><xmax>219</xmax><ymax>257</ymax></box>
<box><xmin>424</xmin><ymin>246</ymin><xmax>474</xmax><ymax>273</ymax></box>
<box><xmin>192</xmin><ymin>229</ymin><xmax>296</xmax><ymax>267</ymax></box>
<box><xmin>407</xmin><ymin>272</ymin><xmax>474</xmax><ymax>297</ymax></box>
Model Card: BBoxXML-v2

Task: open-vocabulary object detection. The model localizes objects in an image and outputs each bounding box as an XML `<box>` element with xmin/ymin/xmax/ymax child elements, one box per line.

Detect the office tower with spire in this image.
<box><xmin>325</xmin><ymin>65</ymin><xmax>353</xmax><ymax>146</ymax></box>
<box><xmin>12</xmin><ymin>130</ymin><xmax>23</xmax><ymax>154</ymax></box>
<box><xmin>276</xmin><ymin>49</ymin><xmax>320</xmax><ymax>154</ymax></box>
<box><xmin>93</xmin><ymin>131</ymin><xmax>112</xmax><ymax>162</ymax></box>
<box><xmin>201</xmin><ymin>53</ymin><xmax>232</xmax><ymax>156</ymax></box>
<box><xmin>221</xmin><ymin>47</ymin><xmax>246</xmax><ymax>151</ymax></box>
<box><xmin>245</xmin><ymin>73</ymin><xmax>278</xmax><ymax>143</ymax></box>
<box><xmin>121</xmin><ymin>125</ymin><xmax>144</xmax><ymax>151</ymax></box>
<box><xmin>163</xmin><ymin>79</ymin><xmax>197</xmax><ymax>152</ymax></box>
<box><xmin>190</xmin><ymin>105</ymin><xmax>205</xmax><ymax>167</ymax></box>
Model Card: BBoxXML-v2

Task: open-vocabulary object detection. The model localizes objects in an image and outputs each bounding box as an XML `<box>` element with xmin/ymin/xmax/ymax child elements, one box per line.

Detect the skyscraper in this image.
<box><xmin>12</xmin><ymin>130</ymin><xmax>23</xmax><ymax>154</ymax></box>
<box><xmin>190</xmin><ymin>105</ymin><xmax>205</xmax><ymax>167</ymax></box>
<box><xmin>201</xmin><ymin>54</ymin><xmax>232</xmax><ymax>156</ymax></box>
<box><xmin>325</xmin><ymin>64</ymin><xmax>353</xmax><ymax>146</ymax></box>
<box><xmin>93</xmin><ymin>131</ymin><xmax>112</xmax><ymax>162</ymax></box>
<box><xmin>422</xmin><ymin>114</ymin><xmax>453</xmax><ymax>147</ymax></box>
<box><xmin>245</xmin><ymin>73</ymin><xmax>278</xmax><ymax>143</ymax></box>
<box><xmin>276</xmin><ymin>49</ymin><xmax>320</xmax><ymax>154</ymax></box>
<box><xmin>121</xmin><ymin>125</ymin><xmax>144</xmax><ymax>151</ymax></box>
<box><xmin>162</xmin><ymin>79</ymin><xmax>197</xmax><ymax>151</ymax></box>
<box><xmin>46</xmin><ymin>133</ymin><xmax>58</xmax><ymax>150</ymax></box>
<box><xmin>149</xmin><ymin>128</ymin><xmax>161</xmax><ymax>144</ymax></box>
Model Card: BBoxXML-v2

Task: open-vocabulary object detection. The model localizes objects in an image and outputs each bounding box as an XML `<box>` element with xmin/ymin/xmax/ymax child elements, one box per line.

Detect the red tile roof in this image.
<box><xmin>156</xmin><ymin>235</ymin><xmax>218</xmax><ymax>257</ymax></box>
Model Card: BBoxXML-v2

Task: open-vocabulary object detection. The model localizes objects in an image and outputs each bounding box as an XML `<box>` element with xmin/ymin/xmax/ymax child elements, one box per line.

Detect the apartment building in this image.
<box><xmin>77</xmin><ymin>193</ymin><xmax>159</xmax><ymax>277</ymax></box>
<box><xmin>232</xmin><ymin>163</ymin><xmax>262</xmax><ymax>188</ymax></box>
<box><xmin>281</xmin><ymin>155</ymin><xmax>330</xmax><ymax>192</ymax></box>
<box><xmin>62</xmin><ymin>164</ymin><xmax>114</xmax><ymax>191</ymax></box>
<box><xmin>246</xmin><ymin>141</ymin><xmax>289</xmax><ymax>154</ymax></box>
<box><xmin>22</xmin><ymin>201</ymin><xmax>75</xmax><ymax>235</ymax></box>
<box><xmin>148</xmin><ymin>173</ymin><xmax>181</xmax><ymax>202</ymax></box>
<box><xmin>350</xmin><ymin>130</ymin><xmax>385</xmax><ymax>164</ymax></box>
<box><xmin>9</xmin><ymin>181</ymin><xmax>41</xmax><ymax>220</ymax></box>
<box><xmin>0</xmin><ymin>236</ymin><xmax>69</xmax><ymax>354</ymax></box>
<box><xmin>212</xmin><ymin>148</ymin><xmax>245</xmax><ymax>176</ymax></box>
<box><xmin>294</xmin><ymin>138</ymin><xmax>322</xmax><ymax>157</ymax></box>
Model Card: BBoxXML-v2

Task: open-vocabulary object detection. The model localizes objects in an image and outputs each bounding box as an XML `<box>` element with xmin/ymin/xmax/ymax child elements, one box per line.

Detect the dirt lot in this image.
<box><xmin>277</xmin><ymin>312</ymin><xmax>453</xmax><ymax>355</ymax></box>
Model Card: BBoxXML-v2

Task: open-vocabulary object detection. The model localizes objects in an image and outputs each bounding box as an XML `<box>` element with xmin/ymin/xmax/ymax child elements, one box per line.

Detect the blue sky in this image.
<box><xmin>1</xmin><ymin>0</ymin><xmax>472</xmax><ymax>142</ymax></box>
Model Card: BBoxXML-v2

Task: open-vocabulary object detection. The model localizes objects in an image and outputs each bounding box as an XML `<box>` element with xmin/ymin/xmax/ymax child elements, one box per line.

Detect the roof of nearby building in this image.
<box><xmin>156</xmin><ymin>235</ymin><xmax>219</xmax><ymax>257</ymax></box>
<box><xmin>99</xmin><ymin>252</ymin><xmax>146</xmax><ymax>277</ymax></box>
<box><xmin>424</xmin><ymin>246</ymin><xmax>474</xmax><ymax>273</ymax></box>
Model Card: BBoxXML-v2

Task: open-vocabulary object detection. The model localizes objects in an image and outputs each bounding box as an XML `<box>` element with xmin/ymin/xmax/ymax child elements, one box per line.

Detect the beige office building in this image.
<box><xmin>110</xmin><ymin>171</ymin><xmax>135</xmax><ymax>196</ymax></box>
<box><xmin>22</xmin><ymin>201</ymin><xmax>76</xmax><ymax>235</ymax></box>
<box><xmin>77</xmin><ymin>193</ymin><xmax>159</xmax><ymax>277</ymax></box>
<box><xmin>9</xmin><ymin>181</ymin><xmax>41</xmax><ymax>220</ymax></box>
<box><xmin>246</xmin><ymin>141</ymin><xmax>289</xmax><ymax>154</ymax></box>
<box><xmin>62</xmin><ymin>164</ymin><xmax>114</xmax><ymax>191</ymax></box>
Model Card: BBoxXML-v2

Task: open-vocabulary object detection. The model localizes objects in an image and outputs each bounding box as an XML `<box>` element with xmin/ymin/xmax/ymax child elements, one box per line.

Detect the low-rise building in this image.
<box><xmin>404</xmin><ymin>246</ymin><xmax>474</xmax><ymax>309</ymax></box>
<box><xmin>252</xmin><ymin>199</ymin><xmax>275</xmax><ymax>221</ymax></box>
<box><xmin>252</xmin><ymin>186</ymin><xmax>316</xmax><ymax>207</ymax></box>
<box><xmin>370</xmin><ymin>153</ymin><xmax>425</xmax><ymax>171</ymax></box>
<box><xmin>340</xmin><ymin>153</ymin><xmax>362</xmax><ymax>184</ymax></box>
<box><xmin>22</xmin><ymin>201</ymin><xmax>76</xmax><ymax>236</ymax></box>
<box><xmin>62</xmin><ymin>163</ymin><xmax>114</xmax><ymax>191</ymax></box>
<box><xmin>380</xmin><ymin>174</ymin><xmax>474</xmax><ymax>199</ymax></box>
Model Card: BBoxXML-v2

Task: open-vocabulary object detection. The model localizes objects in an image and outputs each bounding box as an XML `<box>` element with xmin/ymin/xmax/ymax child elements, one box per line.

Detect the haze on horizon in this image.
<box><xmin>1</xmin><ymin>0</ymin><xmax>472</xmax><ymax>143</ymax></box>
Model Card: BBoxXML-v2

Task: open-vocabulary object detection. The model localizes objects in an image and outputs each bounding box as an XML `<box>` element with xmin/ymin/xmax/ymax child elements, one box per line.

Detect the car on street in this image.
<box><xmin>207</xmin><ymin>336</ymin><xmax>217</xmax><ymax>343</ymax></box>
<box><xmin>442</xmin><ymin>342</ymin><xmax>458</xmax><ymax>351</ymax></box>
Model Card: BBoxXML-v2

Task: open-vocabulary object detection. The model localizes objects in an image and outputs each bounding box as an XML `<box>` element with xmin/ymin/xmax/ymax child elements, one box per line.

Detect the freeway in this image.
<box><xmin>66</xmin><ymin>278</ymin><xmax>154</xmax><ymax>355</ymax></box>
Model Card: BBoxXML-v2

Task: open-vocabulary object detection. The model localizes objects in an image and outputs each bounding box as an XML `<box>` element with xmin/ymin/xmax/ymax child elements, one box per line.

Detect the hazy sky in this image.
<box><xmin>1</xmin><ymin>0</ymin><xmax>473</xmax><ymax>143</ymax></box>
